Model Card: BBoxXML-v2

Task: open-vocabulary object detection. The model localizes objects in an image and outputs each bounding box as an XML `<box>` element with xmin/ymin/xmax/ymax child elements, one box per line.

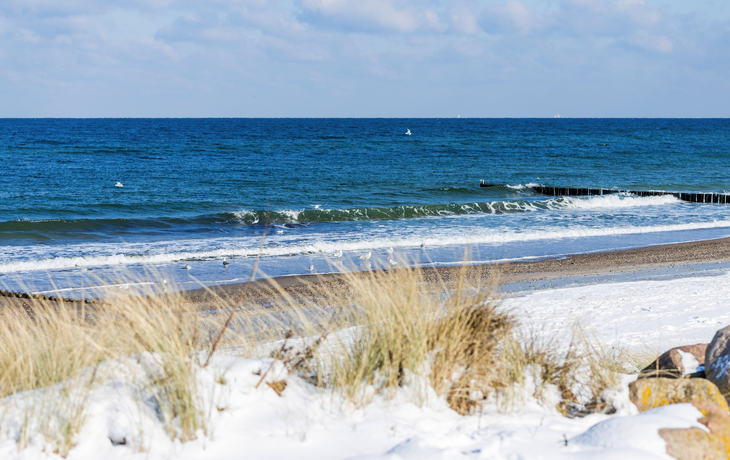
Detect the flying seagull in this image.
<box><xmin>115</xmin><ymin>181</ymin><xmax>123</xmax><ymax>187</ymax></box>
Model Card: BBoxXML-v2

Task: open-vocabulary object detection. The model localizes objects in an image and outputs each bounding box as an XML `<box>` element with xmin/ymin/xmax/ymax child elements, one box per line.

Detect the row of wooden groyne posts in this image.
<box><xmin>479</xmin><ymin>180</ymin><xmax>730</xmax><ymax>204</ymax></box>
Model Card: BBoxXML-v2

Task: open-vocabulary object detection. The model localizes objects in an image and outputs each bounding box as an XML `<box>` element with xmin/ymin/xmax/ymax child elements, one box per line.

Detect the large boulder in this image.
<box><xmin>642</xmin><ymin>344</ymin><xmax>707</xmax><ymax>378</ymax></box>
<box><xmin>692</xmin><ymin>400</ymin><xmax>730</xmax><ymax>458</ymax></box>
<box><xmin>659</xmin><ymin>428</ymin><xmax>725</xmax><ymax>460</ymax></box>
<box><xmin>629</xmin><ymin>378</ymin><xmax>730</xmax><ymax>413</ymax></box>
<box><xmin>706</xmin><ymin>325</ymin><xmax>730</xmax><ymax>396</ymax></box>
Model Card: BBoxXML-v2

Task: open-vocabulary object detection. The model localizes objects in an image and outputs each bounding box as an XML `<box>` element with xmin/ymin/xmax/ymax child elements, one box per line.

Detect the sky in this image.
<box><xmin>0</xmin><ymin>0</ymin><xmax>728</xmax><ymax>117</ymax></box>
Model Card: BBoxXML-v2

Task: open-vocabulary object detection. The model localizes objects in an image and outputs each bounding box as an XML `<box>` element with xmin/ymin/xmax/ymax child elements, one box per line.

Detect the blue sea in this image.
<box><xmin>2</xmin><ymin>118</ymin><xmax>730</xmax><ymax>298</ymax></box>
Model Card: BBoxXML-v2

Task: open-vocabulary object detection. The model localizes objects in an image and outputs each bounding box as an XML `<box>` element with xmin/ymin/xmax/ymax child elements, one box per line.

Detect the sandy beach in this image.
<box><xmin>4</xmin><ymin>236</ymin><xmax>730</xmax><ymax>311</ymax></box>
<box><xmin>177</xmin><ymin>236</ymin><xmax>730</xmax><ymax>310</ymax></box>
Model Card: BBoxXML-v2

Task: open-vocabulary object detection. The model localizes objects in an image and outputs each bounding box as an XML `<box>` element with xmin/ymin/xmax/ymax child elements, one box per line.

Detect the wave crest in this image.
<box><xmin>0</xmin><ymin>194</ymin><xmax>682</xmax><ymax>236</ymax></box>
<box><xmin>223</xmin><ymin>194</ymin><xmax>680</xmax><ymax>224</ymax></box>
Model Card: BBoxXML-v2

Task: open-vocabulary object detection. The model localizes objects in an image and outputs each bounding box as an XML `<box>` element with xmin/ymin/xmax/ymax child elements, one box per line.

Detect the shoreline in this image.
<box><xmin>4</xmin><ymin>236</ymin><xmax>730</xmax><ymax>310</ymax></box>
<box><xmin>178</xmin><ymin>236</ymin><xmax>730</xmax><ymax>310</ymax></box>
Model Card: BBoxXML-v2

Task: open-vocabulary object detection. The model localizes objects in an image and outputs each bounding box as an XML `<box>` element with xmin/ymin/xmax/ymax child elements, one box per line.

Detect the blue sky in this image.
<box><xmin>1</xmin><ymin>0</ymin><xmax>728</xmax><ymax>117</ymax></box>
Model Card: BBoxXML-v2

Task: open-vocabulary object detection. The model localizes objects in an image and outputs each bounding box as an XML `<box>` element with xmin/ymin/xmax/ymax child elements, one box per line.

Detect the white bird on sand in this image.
<box><xmin>386</xmin><ymin>247</ymin><xmax>394</xmax><ymax>255</ymax></box>
<box><xmin>359</xmin><ymin>251</ymin><xmax>371</xmax><ymax>261</ymax></box>
<box><xmin>334</xmin><ymin>249</ymin><xmax>343</xmax><ymax>258</ymax></box>
<box><xmin>115</xmin><ymin>181</ymin><xmax>123</xmax><ymax>187</ymax></box>
<box><xmin>185</xmin><ymin>265</ymin><xmax>191</xmax><ymax>270</ymax></box>
<box><xmin>405</xmin><ymin>129</ymin><xmax>411</xmax><ymax>136</ymax></box>
<box><xmin>388</xmin><ymin>258</ymin><xmax>398</xmax><ymax>266</ymax></box>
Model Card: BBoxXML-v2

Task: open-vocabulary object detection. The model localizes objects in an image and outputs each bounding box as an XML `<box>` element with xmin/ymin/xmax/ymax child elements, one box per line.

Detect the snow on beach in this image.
<box><xmin>2</xmin><ymin>271</ymin><xmax>729</xmax><ymax>460</ymax></box>
<box><xmin>0</xmin><ymin>356</ymin><xmax>700</xmax><ymax>460</ymax></box>
<box><xmin>502</xmin><ymin>271</ymin><xmax>730</xmax><ymax>351</ymax></box>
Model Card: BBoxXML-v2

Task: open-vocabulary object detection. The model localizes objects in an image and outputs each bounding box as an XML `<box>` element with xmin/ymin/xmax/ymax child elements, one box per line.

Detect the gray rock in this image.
<box><xmin>706</xmin><ymin>326</ymin><xmax>730</xmax><ymax>396</ymax></box>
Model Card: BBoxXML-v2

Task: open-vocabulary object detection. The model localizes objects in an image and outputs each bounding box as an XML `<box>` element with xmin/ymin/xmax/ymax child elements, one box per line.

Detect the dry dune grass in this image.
<box><xmin>0</xmin><ymin>300</ymin><xmax>106</xmax><ymax>456</ymax></box>
<box><xmin>0</xmin><ymin>261</ymin><xmax>649</xmax><ymax>455</ymax></box>
<box><xmin>314</xmin><ymin>266</ymin><xmax>514</xmax><ymax>409</ymax></box>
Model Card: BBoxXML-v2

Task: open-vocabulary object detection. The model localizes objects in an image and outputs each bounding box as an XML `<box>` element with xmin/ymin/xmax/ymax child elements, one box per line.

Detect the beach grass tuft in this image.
<box><xmin>0</xmin><ymin>261</ymin><xmax>633</xmax><ymax>454</ymax></box>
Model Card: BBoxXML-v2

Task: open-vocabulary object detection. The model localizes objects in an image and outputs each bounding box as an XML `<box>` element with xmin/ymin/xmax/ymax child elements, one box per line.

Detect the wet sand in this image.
<box><xmin>179</xmin><ymin>236</ymin><xmax>730</xmax><ymax>310</ymax></box>
<box><xmin>5</xmin><ymin>236</ymin><xmax>730</xmax><ymax>310</ymax></box>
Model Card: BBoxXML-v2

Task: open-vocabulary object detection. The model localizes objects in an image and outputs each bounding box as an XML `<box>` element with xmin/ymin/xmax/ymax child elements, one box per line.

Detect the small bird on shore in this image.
<box><xmin>334</xmin><ymin>250</ymin><xmax>343</xmax><ymax>258</ymax></box>
<box><xmin>388</xmin><ymin>258</ymin><xmax>398</xmax><ymax>266</ymax></box>
<box><xmin>223</xmin><ymin>258</ymin><xmax>230</xmax><ymax>267</ymax></box>
<box><xmin>359</xmin><ymin>251</ymin><xmax>371</xmax><ymax>260</ymax></box>
<box><xmin>185</xmin><ymin>265</ymin><xmax>191</xmax><ymax>270</ymax></box>
<box><xmin>115</xmin><ymin>181</ymin><xmax>123</xmax><ymax>187</ymax></box>
<box><xmin>420</xmin><ymin>242</ymin><xmax>426</xmax><ymax>251</ymax></box>
<box><xmin>308</xmin><ymin>265</ymin><xmax>315</xmax><ymax>272</ymax></box>
<box><xmin>386</xmin><ymin>247</ymin><xmax>394</xmax><ymax>255</ymax></box>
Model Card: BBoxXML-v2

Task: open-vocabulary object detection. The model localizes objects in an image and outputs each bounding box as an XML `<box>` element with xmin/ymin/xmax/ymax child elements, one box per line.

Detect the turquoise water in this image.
<box><xmin>2</xmin><ymin>118</ymin><xmax>730</xmax><ymax>297</ymax></box>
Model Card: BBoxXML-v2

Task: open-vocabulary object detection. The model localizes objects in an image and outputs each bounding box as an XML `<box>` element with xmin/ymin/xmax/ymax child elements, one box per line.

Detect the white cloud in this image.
<box><xmin>481</xmin><ymin>0</ymin><xmax>551</xmax><ymax>35</ymax></box>
<box><xmin>448</xmin><ymin>3</ymin><xmax>480</xmax><ymax>35</ymax></box>
<box><xmin>16</xmin><ymin>27</ymin><xmax>41</xmax><ymax>43</ymax></box>
<box><xmin>613</xmin><ymin>0</ymin><xmax>662</xmax><ymax>27</ymax></box>
<box><xmin>298</xmin><ymin>0</ymin><xmax>421</xmax><ymax>33</ymax></box>
<box><xmin>0</xmin><ymin>0</ymin><xmax>724</xmax><ymax>116</ymax></box>
<box><xmin>629</xmin><ymin>30</ymin><xmax>673</xmax><ymax>53</ymax></box>
<box><xmin>424</xmin><ymin>10</ymin><xmax>446</xmax><ymax>33</ymax></box>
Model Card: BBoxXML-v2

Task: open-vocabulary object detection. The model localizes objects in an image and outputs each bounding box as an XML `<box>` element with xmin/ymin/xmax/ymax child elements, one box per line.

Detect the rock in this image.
<box><xmin>692</xmin><ymin>400</ymin><xmax>730</xmax><ymax>457</ymax></box>
<box><xmin>659</xmin><ymin>427</ymin><xmax>725</xmax><ymax>460</ymax></box>
<box><xmin>706</xmin><ymin>326</ymin><xmax>730</xmax><ymax>396</ymax></box>
<box><xmin>687</xmin><ymin>370</ymin><xmax>707</xmax><ymax>379</ymax></box>
<box><xmin>641</xmin><ymin>344</ymin><xmax>707</xmax><ymax>378</ymax></box>
<box><xmin>629</xmin><ymin>378</ymin><xmax>730</xmax><ymax>413</ymax></box>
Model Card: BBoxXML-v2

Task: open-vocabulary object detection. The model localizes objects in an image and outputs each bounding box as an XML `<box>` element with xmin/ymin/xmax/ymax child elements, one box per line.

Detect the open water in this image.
<box><xmin>2</xmin><ymin>118</ymin><xmax>730</xmax><ymax>297</ymax></box>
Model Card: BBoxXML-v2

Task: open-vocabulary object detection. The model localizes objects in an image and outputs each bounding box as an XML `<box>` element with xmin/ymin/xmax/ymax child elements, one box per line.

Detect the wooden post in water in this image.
<box><xmin>479</xmin><ymin>182</ymin><xmax>728</xmax><ymax>204</ymax></box>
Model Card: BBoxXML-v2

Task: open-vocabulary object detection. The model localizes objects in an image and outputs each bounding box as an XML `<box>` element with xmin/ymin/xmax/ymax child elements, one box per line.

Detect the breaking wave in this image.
<box><xmin>0</xmin><ymin>194</ymin><xmax>683</xmax><ymax>239</ymax></box>
<box><xmin>224</xmin><ymin>194</ymin><xmax>680</xmax><ymax>224</ymax></box>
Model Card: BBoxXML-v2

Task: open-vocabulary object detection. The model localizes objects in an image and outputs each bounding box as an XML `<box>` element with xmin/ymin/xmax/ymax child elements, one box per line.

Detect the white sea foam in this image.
<box><xmin>505</xmin><ymin>183</ymin><xmax>541</xmax><ymax>190</ymax></box>
<box><xmin>559</xmin><ymin>194</ymin><xmax>679</xmax><ymax>210</ymax></box>
<box><xmin>278</xmin><ymin>209</ymin><xmax>303</xmax><ymax>220</ymax></box>
<box><xmin>3</xmin><ymin>216</ymin><xmax>730</xmax><ymax>274</ymax></box>
<box><xmin>0</xmin><ymin>194</ymin><xmax>720</xmax><ymax>276</ymax></box>
<box><xmin>222</xmin><ymin>194</ymin><xmax>679</xmax><ymax>223</ymax></box>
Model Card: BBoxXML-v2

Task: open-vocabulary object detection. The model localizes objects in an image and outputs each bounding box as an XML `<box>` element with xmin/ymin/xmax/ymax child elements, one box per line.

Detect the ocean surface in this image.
<box><xmin>2</xmin><ymin>118</ymin><xmax>730</xmax><ymax>298</ymax></box>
